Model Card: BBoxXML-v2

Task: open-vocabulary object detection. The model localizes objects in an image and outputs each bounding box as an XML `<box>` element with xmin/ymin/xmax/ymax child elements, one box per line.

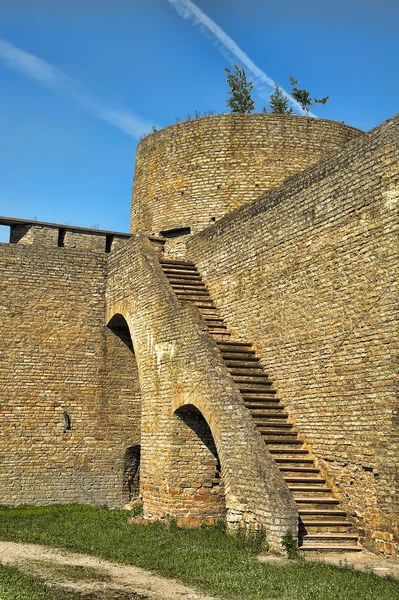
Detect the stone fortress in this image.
<box><xmin>0</xmin><ymin>113</ymin><xmax>398</xmax><ymax>555</ymax></box>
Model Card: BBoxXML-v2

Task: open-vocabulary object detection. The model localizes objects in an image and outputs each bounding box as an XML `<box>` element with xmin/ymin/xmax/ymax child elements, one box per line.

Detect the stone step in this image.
<box><xmin>216</xmin><ymin>341</ymin><xmax>253</xmax><ymax>349</ymax></box>
<box><xmin>253</xmin><ymin>414</ymin><xmax>288</xmax><ymax>422</ymax></box>
<box><xmin>239</xmin><ymin>385</ymin><xmax>278</xmax><ymax>393</ymax></box>
<box><xmin>258</xmin><ymin>423</ymin><xmax>293</xmax><ymax>431</ymax></box>
<box><xmin>279</xmin><ymin>466</ymin><xmax>320</xmax><ymax>473</ymax></box>
<box><xmin>289</xmin><ymin>486</ymin><xmax>332</xmax><ymax>493</ymax></box>
<box><xmin>221</xmin><ymin>352</ymin><xmax>259</xmax><ymax>361</ymax></box>
<box><xmin>171</xmin><ymin>284</ymin><xmax>207</xmax><ymax>293</ymax></box>
<box><xmin>300</xmin><ymin>534</ymin><xmax>358</xmax><ymax>544</ymax></box>
<box><xmin>284</xmin><ymin>476</ymin><xmax>326</xmax><ymax>484</ymax></box>
<box><xmin>294</xmin><ymin>498</ymin><xmax>340</xmax><ymax>505</ymax></box>
<box><xmin>235</xmin><ymin>378</ymin><xmax>274</xmax><ymax>387</ymax></box>
<box><xmin>191</xmin><ymin>301</ymin><xmax>216</xmax><ymax>308</ymax></box>
<box><xmin>175</xmin><ymin>293</ymin><xmax>212</xmax><ymax>301</ymax></box>
<box><xmin>247</xmin><ymin>405</ymin><xmax>283</xmax><ymax>414</ymax></box>
<box><xmin>208</xmin><ymin>327</ymin><xmax>229</xmax><ymax>334</ymax></box>
<box><xmin>298</xmin><ymin>509</ymin><xmax>347</xmax><ymax>517</ymax></box>
<box><xmin>174</xmin><ymin>287</ymin><xmax>209</xmax><ymax>295</ymax></box>
<box><xmin>299</xmin><ymin>545</ymin><xmax>361</xmax><ymax>552</ymax></box>
<box><xmin>160</xmin><ymin>260</ymin><xmax>195</xmax><ymax>267</ymax></box>
<box><xmin>168</xmin><ymin>279</ymin><xmax>205</xmax><ymax>287</ymax></box>
<box><xmin>229</xmin><ymin>368</ymin><xmax>268</xmax><ymax>377</ymax></box>
<box><xmin>203</xmin><ymin>315</ymin><xmax>224</xmax><ymax>324</ymax></box>
<box><xmin>269</xmin><ymin>449</ymin><xmax>308</xmax><ymax>454</ymax></box>
<box><xmin>243</xmin><ymin>394</ymin><xmax>280</xmax><ymax>402</ymax></box>
<box><xmin>266</xmin><ymin>439</ymin><xmax>303</xmax><ymax>446</ymax></box>
<box><xmin>274</xmin><ymin>457</ymin><xmax>313</xmax><ymax>463</ymax></box>
<box><xmin>210</xmin><ymin>331</ymin><xmax>230</xmax><ymax>340</ymax></box>
<box><xmin>199</xmin><ymin>310</ymin><xmax>220</xmax><ymax>317</ymax></box>
<box><xmin>299</xmin><ymin>521</ymin><xmax>353</xmax><ymax>533</ymax></box>
<box><xmin>166</xmin><ymin>273</ymin><xmax>202</xmax><ymax>281</ymax></box>
<box><xmin>163</xmin><ymin>268</ymin><xmax>198</xmax><ymax>276</ymax></box>
<box><xmin>210</xmin><ymin>331</ymin><xmax>231</xmax><ymax>339</ymax></box>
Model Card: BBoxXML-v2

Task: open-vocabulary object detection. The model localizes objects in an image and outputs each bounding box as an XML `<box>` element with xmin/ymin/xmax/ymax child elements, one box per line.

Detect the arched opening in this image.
<box><xmin>124</xmin><ymin>445</ymin><xmax>141</xmax><ymax>501</ymax></box>
<box><xmin>105</xmin><ymin>313</ymin><xmax>141</xmax><ymax>504</ymax></box>
<box><xmin>171</xmin><ymin>404</ymin><xmax>225</xmax><ymax>523</ymax></box>
<box><xmin>107</xmin><ymin>313</ymin><xmax>134</xmax><ymax>352</ymax></box>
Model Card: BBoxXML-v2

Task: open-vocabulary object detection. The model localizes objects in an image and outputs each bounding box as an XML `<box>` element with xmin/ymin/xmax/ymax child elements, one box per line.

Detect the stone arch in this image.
<box><xmin>105</xmin><ymin>312</ymin><xmax>142</xmax><ymax>504</ymax></box>
<box><xmin>107</xmin><ymin>313</ymin><xmax>135</xmax><ymax>353</ymax></box>
<box><xmin>169</xmin><ymin>404</ymin><xmax>225</xmax><ymax>523</ymax></box>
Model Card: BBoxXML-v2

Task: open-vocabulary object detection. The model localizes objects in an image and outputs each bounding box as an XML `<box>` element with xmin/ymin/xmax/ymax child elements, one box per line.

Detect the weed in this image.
<box><xmin>281</xmin><ymin>530</ymin><xmax>300</xmax><ymax>559</ymax></box>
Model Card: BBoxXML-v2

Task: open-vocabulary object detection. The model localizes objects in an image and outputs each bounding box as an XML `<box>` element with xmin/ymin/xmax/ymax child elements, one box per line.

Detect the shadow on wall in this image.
<box><xmin>172</xmin><ymin>405</ymin><xmax>224</xmax><ymax>520</ymax></box>
<box><xmin>107</xmin><ymin>314</ymin><xmax>134</xmax><ymax>353</ymax></box>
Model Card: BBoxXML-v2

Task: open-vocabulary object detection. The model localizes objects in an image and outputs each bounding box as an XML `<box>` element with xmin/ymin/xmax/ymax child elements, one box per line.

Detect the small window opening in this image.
<box><xmin>0</xmin><ymin>225</ymin><xmax>10</xmax><ymax>243</ymax></box>
<box><xmin>63</xmin><ymin>410</ymin><xmax>71</xmax><ymax>432</ymax></box>
<box><xmin>105</xmin><ymin>235</ymin><xmax>113</xmax><ymax>253</ymax></box>
<box><xmin>160</xmin><ymin>227</ymin><xmax>191</xmax><ymax>239</ymax></box>
<box><xmin>124</xmin><ymin>445</ymin><xmax>141</xmax><ymax>501</ymax></box>
<box><xmin>210</xmin><ymin>217</ymin><xmax>216</xmax><ymax>223</ymax></box>
<box><xmin>180</xmin><ymin>190</ymin><xmax>185</xmax><ymax>195</ymax></box>
<box><xmin>58</xmin><ymin>228</ymin><xmax>66</xmax><ymax>248</ymax></box>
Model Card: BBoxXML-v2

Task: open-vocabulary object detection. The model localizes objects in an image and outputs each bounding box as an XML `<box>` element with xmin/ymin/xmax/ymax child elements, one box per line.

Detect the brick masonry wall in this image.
<box><xmin>9</xmin><ymin>223</ymin><xmax>129</xmax><ymax>253</ymax></box>
<box><xmin>0</xmin><ymin>243</ymin><xmax>141</xmax><ymax>507</ymax></box>
<box><xmin>131</xmin><ymin>114</ymin><xmax>364</xmax><ymax>236</ymax></box>
<box><xmin>187</xmin><ymin>114</ymin><xmax>399</xmax><ymax>554</ymax></box>
<box><xmin>106</xmin><ymin>234</ymin><xmax>298</xmax><ymax>551</ymax></box>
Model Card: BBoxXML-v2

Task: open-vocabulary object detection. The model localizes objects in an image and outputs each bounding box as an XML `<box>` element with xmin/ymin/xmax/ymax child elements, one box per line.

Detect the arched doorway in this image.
<box><xmin>123</xmin><ymin>445</ymin><xmax>141</xmax><ymax>501</ymax></box>
<box><xmin>106</xmin><ymin>313</ymin><xmax>141</xmax><ymax>504</ymax></box>
<box><xmin>171</xmin><ymin>404</ymin><xmax>225</xmax><ymax>523</ymax></box>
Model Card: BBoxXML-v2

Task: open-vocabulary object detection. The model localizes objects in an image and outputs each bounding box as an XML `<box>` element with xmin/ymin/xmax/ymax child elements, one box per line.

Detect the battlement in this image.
<box><xmin>0</xmin><ymin>216</ymin><xmax>131</xmax><ymax>253</ymax></box>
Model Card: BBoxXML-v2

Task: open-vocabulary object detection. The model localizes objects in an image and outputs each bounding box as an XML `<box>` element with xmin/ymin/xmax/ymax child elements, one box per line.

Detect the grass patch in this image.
<box><xmin>27</xmin><ymin>560</ymin><xmax>112</xmax><ymax>583</ymax></box>
<box><xmin>0</xmin><ymin>505</ymin><xmax>398</xmax><ymax>600</ymax></box>
<box><xmin>0</xmin><ymin>562</ymin><xmax>95</xmax><ymax>600</ymax></box>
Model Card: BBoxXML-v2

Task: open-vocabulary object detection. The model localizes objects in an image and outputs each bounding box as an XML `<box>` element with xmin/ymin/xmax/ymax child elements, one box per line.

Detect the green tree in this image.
<box><xmin>289</xmin><ymin>76</ymin><xmax>329</xmax><ymax>116</ymax></box>
<box><xmin>269</xmin><ymin>84</ymin><xmax>293</xmax><ymax>115</ymax></box>
<box><xmin>225</xmin><ymin>63</ymin><xmax>255</xmax><ymax>114</ymax></box>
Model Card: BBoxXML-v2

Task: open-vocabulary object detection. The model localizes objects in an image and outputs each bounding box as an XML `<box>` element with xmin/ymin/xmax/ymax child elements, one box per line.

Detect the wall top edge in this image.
<box><xmin>0</xmin><ymin>215</ymin><xmax>131</xmax><ymax>238</ymax></box>
<box><xmin>137</xmin><ymin>113</ymin><xmax>365</xmax><ymax>148</ymax></box>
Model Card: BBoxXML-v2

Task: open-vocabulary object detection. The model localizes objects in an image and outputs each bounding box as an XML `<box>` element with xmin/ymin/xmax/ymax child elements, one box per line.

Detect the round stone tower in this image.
<box><xmin>131</xmin><ymin>113</ymin><xmax>363</xmax><ymax>237</ymax></box>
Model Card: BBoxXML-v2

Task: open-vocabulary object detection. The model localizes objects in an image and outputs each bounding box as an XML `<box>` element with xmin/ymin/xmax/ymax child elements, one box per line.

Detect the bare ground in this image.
<box><xmin>259</xmin><ymin>549</ymin><xmax>399</xmax><ymax>580</ymax></box>
<box><xmin>0</xmin><ymin>541</ymin><xmax>218</xmax><ymax>600</ymax></box>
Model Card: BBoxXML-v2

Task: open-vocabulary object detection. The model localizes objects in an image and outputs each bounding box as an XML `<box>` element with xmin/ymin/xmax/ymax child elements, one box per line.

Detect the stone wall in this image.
<box><xmin>8</xmin><ymin>221</ymin><xmax>129</xmax><ymax>253</ymax></box>
<box><xmin>187</xmin><ymin>115</ymin><xmax>399</xmax><ymax>554</ymax></box>
<box><xmin>106</xmin><ymin>234</ymin><xmax>298</xmax><ymax>551</ymax></box>
<box><xmin>0</xmin><ymin>242</ymin><xmax>141</xmax><ymax>507</ymax></box>
<box><xmin>131</xmin><ymin>114</ymin><xmax>364</xmax><ymax>236</ymax></box>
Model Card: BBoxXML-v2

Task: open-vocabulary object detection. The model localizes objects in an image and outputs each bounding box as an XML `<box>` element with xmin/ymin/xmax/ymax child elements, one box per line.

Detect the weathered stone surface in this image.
<box><xmin>0</xmin><ymin>112</ymin><xmax>397</xmax><ymax>555</ymax></box>
<box><xmin>0</xmin><ymin>244</ymin><xmax>141</xmax><ymax>507</ymax></box>
<box><xmin>131</xmin><ymin>113</ymin><xmax>363</xmax><ymax>236</ymax></box>
<box><xmin>187</xmin><ymin>114</ymin><xmax>399</xmax><ymax>554</ymax></box>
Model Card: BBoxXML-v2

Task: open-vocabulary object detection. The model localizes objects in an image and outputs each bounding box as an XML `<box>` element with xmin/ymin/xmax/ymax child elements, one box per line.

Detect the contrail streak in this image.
<box><xmin>0</xmin><ymin>38</ymin><xmax>156</xmax><ymax>138</ymax></box>
<box><xmin>167</xmin><ymin>0</ymin><xmax>317</xmax><ymax>117</ymax></box>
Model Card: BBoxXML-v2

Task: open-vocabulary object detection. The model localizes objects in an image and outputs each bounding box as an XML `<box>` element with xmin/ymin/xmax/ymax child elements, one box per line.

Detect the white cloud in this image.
<box><xmin>167</xmin><ymin>0</ymin><xmax>317</xmax><ymax>117</ymax></box>
<box><xmin>0</xmin><ymin>38</ymin><xmax>155</xmax><ymax>138</ymax></box>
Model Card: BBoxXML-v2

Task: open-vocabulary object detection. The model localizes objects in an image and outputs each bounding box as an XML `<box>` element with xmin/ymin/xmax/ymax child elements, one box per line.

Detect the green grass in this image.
<box><xmin>0</xmin><ymin>562</ymin><xmax>98</xmax><ymax>600</ymax></box>
<box><xmin>0</xmin><ymin>505</ymin><xmax>398</xmax><ymax>600</ymax></box>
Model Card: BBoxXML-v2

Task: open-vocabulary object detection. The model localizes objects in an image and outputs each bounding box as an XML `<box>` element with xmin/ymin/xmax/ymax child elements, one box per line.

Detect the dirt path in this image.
<box><xmin>0</xmin><ymin>541</ymin><xmax>218</xmax><ymax>600</ymax></box>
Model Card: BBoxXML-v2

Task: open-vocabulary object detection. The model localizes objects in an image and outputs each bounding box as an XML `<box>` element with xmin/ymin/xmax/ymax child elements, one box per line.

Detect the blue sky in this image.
<box><xmin>0</xmin><ymin>0</ymin><xmax>398</xmax><ymax>241</ymax></box>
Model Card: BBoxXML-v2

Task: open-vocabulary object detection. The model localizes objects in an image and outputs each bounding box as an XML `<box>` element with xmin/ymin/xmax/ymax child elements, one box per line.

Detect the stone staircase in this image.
<box><xmin>160</xmin><ymin>258</ymin><xmax>361</xmax><ymax>552</ymax></box>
